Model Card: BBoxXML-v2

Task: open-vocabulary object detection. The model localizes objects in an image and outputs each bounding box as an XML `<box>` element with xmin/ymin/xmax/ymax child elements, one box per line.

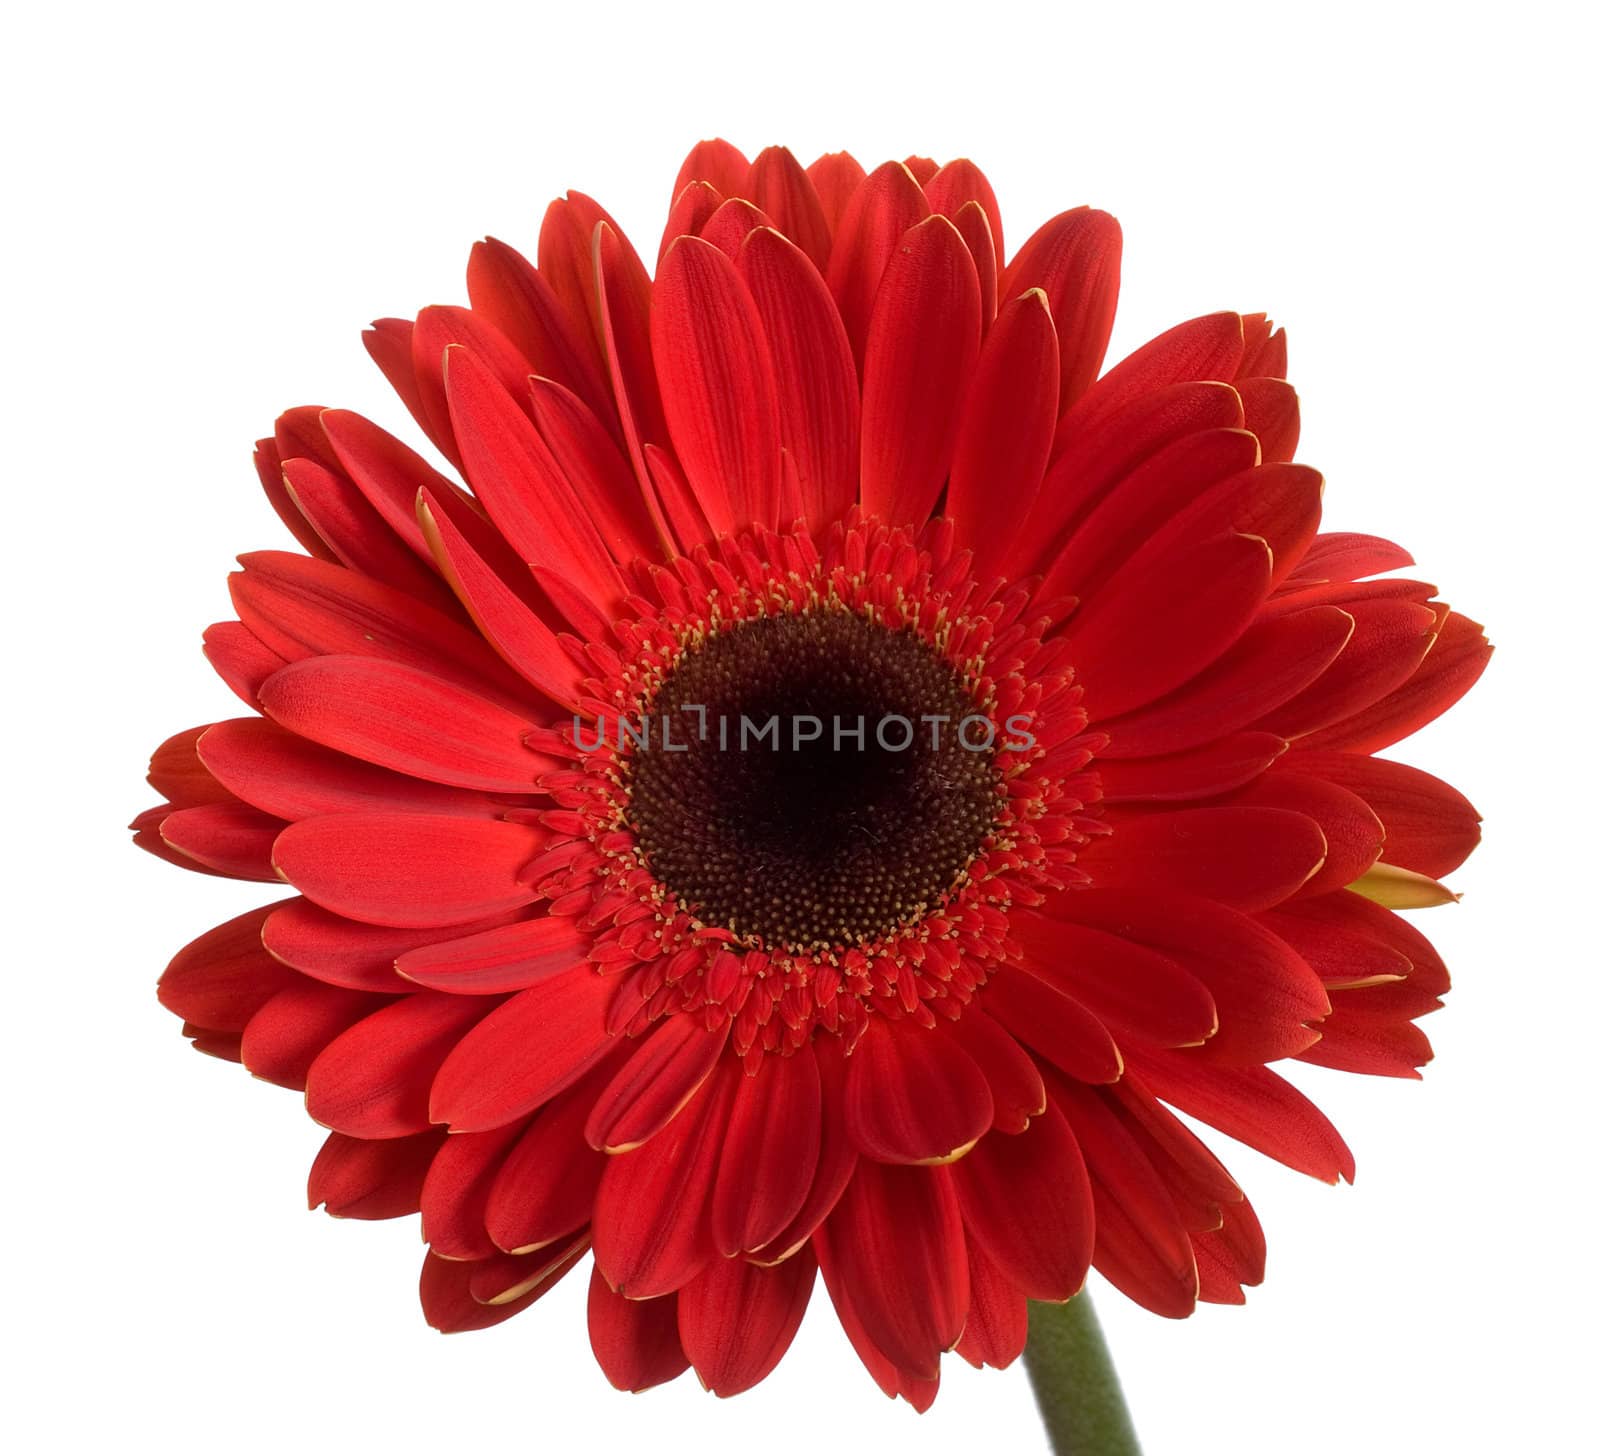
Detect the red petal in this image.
<box><xmin>255</xmin><ymin>431</ymin><xmax>336</xmax><ymax>561</ymax></box>
<box><xmin>825</xmin><ymin>161</ymin><xmax>930</xmax><ymax>362</ymax></box>
<box><xmin>443</xmin><ymin>344</ymin><xmax>624</xmax><ymax>629</ymax></box>
<box><xmin>314</xmin><ymin>408</ymin><xmax>458</xmax><ymax>565</ymax></box>
<box><xmin>160</xmin><ymin>802</ymin><xmax>282</xmax><ymax>880</ymax></box>
<box><xmin>1257</xmin><ymin>903</ymin><xmax>1413</xmax><ymax>992</ymax></box>
<box><xmin>660</xmin><ymin>180</ymin><xmax>724</xmax><ymax>263</ymax></box>
<box><xmin>944</xmin><ymin>1010</ymin><xmax>1046</xmax><ymax>1135</ymax></box>
<box><xmin>1293</xmin><ymin>610</ymin><xmax>1491</xmax><ymax>753</ymax></box>
<box><xmin>678</xmin><ymin>1249</ymin><xmax>816</xmax><ymax>1397</ymax></box>
<box><xmin>1238</xmin><ymin>314</ymin><xmax>1288</xmax><ymax>377</ymax></box>
<box><xmin>1270</xmin><ymin>573</ymin><xmax>1441</xmax><ymax>617</ymax></box>
<box><xmin>1284</xmin><ymin>750</ymin><xmax>1482</xmax><ymax>877</ymax></box>
<box><xmin>949</xmin><ymin>201</ymin><xmax>999</xmax><ymax>325</ymax></box>
<box><xmin>1013</xmin><ymin>911</ymin><xmax>1217</xmax><ymax>1050</ymax></box>
<box><xmin>748</xmin><ymin>146</ymin><xmax>831</xmax><ymax>269</ymax></box>
<box><xmin>585</xmin><ymin>1018</ymin><xmax>731</xmax><ymax>1153</ymax></box>
<box><xmin>148</xmin><ymin>725</ymin><xmax>235</xmax><ymax>806</ymax></box>
<box><xmin>467</xmin><ymin>1232</ymin><xmax>589</xmax><ymax>1305</ymax></box>
<box><xmin>672</xmin><ymin>138</ymin><xmax>751</xmax><ymax>200</ymax></box>
<box><xmin>1047</xmin><ymin>890</ymin><xmax>1329</xmax><ymax>1064</ymax></box>
<box><xmin>643</xmin><ymin>442</ymin><xmax>711</xmax><ymax>550</ymax></box>
<box><xmin>1040</xmin><ymin>427</ymin><xmax>1262</xmax><ymax>602</ymax></box>
<box><xmin>410</xmin><ymin>305</ymin><xmax>534</xmax><ymax>470</ymax></box>
<box><xmin>362</xmin><ymin>317</ymin><xmax>434</xmax><ymax>454</ymax></box>
<box><xmin>981</xmin><ymin>968</ymin><xmax>1123</xmax><ymax>1083</ymax></box>
<box><xmin>1078</xmin><ymin>805</ymin><xmax>1327</xmax><ymax>911</ymax></box>
<box><xmin>240</xmin><ymin>982</ymin><xmax>388</xmax><ymax>1090</ymax></box>
<box><xmin>466</xmin><ymin>236</ymin><xmax>616</xmax><ymax>432</ymax></box>
<box><xmin>1194</xmin><ymin>1195</ymin><xmax>1266</xmax><ymax>1304</ymax></box>
<box><xmin>923</xmin><ymin>159</ymin><xmax>1005</xmax><ymax>259</ymax></box>
<box><xmin>1290</xmin><ymin>531</ymin><xmax>1414</xmax><ymax>583</ymax></box>
<box><xmin>815</xmin><ymin>1229</ymin><xmax>941</xmax><ymax>1410</ymax></box>
<box><xmin>1052</xmin><ymin>1079</ymin><xmax>1197</xmax><ymax>1317</ymax></box>
<box><xmin>652</xmin><ymin>236</ymin><xmax>783</xmax><ymax>533</ymax></box>
<box><xmin>859</xmin><ymin>215</ymin><xmax>982</xmax><ymax>528</ymax></box>
<box><xmin>537</xmin><ymin>194</ymin><xmax>606</xmax><ymax>355</ymax></box>
<box><xmin>229</xmin><ymin>550</ymin><xmax>526</xmax><ymax>711</ymax></box>
<box><xmin>419</xmin><ymin>1244</ymin><xmax>580</xmax><ymax>1332</ymax></box>
<box><xmin>1237</xmin><ymin>376</ymin><xmax>1301</xmax><ymax>462</ymax></box>
<box><xmin>158</xmin><ymin>902</ymin><xmax>299</xmax><ymax>1032</ymax></box>
<box><xmin>1023</xmin><ymin>380</ymin><xmax>1246</xmax><ymax>564</ymax></box>
<box><xmin>527</xmin><ymin>374</ymin><xmax>662</xmax><ymax>565</ymax></box>
<box><xmin>1059</xmin><ymin>312</ymin><xmax>1243</xmax><ymax>443</ymax></box>
<box><xmin>1256</xmin><ymin>600</ymin><xmax>1440</xmax><ymax>741</ymax></box>
<box><xmin>1297</xmin><ymin>1003</ymin><xmax>1433</xmax><ymax>1079</ymax></box>
<box><xmin>712</xmin><ymin>1044</ymin><xmax>823</xmax><ymax>1256</ymax></box>
<box><xmin>999</xmin><ymin>208</ymin><xmax>1121</xmax><ymax>413</ymax></box>
<box><xmin>305</xmin><ymin>992</ymin><xmax>491</xmax><ymax>1138</ymax></box>
<box><xmin>419</xmin><ymin>1119</ymin><xmax>524</xmax><ymax>1259</ymax></box>
<box><xmin>396</xmin><ymin>916</ymin><xmax>588</xmax><ymax>995</ymax></box>
<box><xmin>263</xmin><ymin>898</ymin><xmax>518</xmax><ymax>993</ymax></box>
<box><xmin>817</xmin><ymin>1160</ymin><xmax>967</xmax><ymax>1381</ymax></box>
<box><xmin>947</xmin><ymin>288</ymin><xmax>1059</xmax><ymax>575</ymax></box>
<box><xmin>429</xmin><ymin>964</ymin><xmax>616</xmax><ymax>1131</ymax></box>
<box><xmin>279</xmin><ymin>455</ymin><xmax>450</xmax><ymax>607</ymax></box>
<box><xmin>587</xmin><ymin>1271</ymin><xmax>690</xmax><ymax>1392</ymax></box>
<box><xmin>1094</xmin><ymin>732</ymin><xmax>1288</xmax><ymax>803</ymax></box>
<box><xmin>953</xmin><ymin>1100</ymin><xmax>1093</xmax><ymax>1301</ymax></box>
<box><xmin>701</xmin><ymin>198</ymin><xmax>780</xmax><ymax>262</ymax></box>
<box><xmin>1130</xmin><ymin>1051</ymin><xmax>1355</xmax><ymax>1183</ymax></box>
<box><xmin>594</xmin><ymin>218</ymin><xmax>671</xmax><ymax>501</ymax></box>
<box><xmin>591</xmin><ymin>1062</ymin><xmax>738</xmax><ymax>1298</ymax></box>
<box><xmin>1108</xmin><ymin>1074</ymin><xmax>1242</xmax><ymax>1221</ymax></box>
<box><xmin>134</xmin><ymin>804</ymin><xmax>235</xmax><ymax>878</ymax></box>
<box><xmin>273</xmin><ymin>812</ymin><xmax>543</xmax><ymax>929</ymax></box>
<box><xmin>486</xmin><ymin>1069</ymin><xmax>614</xmax><ymax>1253</ymax></box>
<box><xmin>258</xmin><ymin>655</ymin><xmax>554</xmax><ymax>793</ymax></box>
<box><xmin>416</xmin><ymin>488</ymin><xmax>585</xmax><ymax>710</ymax></box>
<box><xmin>956</xmin><ymin>1240</ymin><xmax>1029</xmax><ymax>1369</ymax></box>
<box><xmin>735</xmin><ymin>227</ymin><xmax>860</xmax><ymax>529</ymax></box>
<box><xmin>1141</xmin><ymin>461</ymin><xmax>1324</xmax><ymax>589</ymax></box>
<box><xmin>1068</xmin><ymin>532</ymin><xmax>1274</xmax><ymax>720</ymax></box>
<box><xmin>1096</xmin><ymin>606</ymin><xmax>1355</xmax><ymax>759</ymax></box>
<box><xmin>308</xmin><ymin>1128</ymin><xmax>444</xmax><ymax>1219</ymax></box>
<box><xmin>844</xmin><ymin>1016</ymin><xmax>994</xmax><ymax>1164</ymax></box>
<box><xmin>1280</xmin><ymin>891</ymin><xmax>1449</xmax><ymax>1013</ymax></box>
<box><xmin>1224</xmin><ymin>771</ymin><xmax>1383</xmax><ymax>895</ymax></box>
<box><xmin>204</xmin><ymin>621</ymin><xmax>288</xmax><ymax>707</ymax></box>
<box><xmin>758</xmin><ymin>1037</ymin><xmax>859</xmax><ymax>1262</ymax></box>
<box><xmin>806</xmin><ymin>152</ymin><xmax>868</xmax><ymax>237</ymax></box>
<box><xmin>199</xmin><ymin>717</ymin><xmax>497</xmax><ymax>822</ymax></box>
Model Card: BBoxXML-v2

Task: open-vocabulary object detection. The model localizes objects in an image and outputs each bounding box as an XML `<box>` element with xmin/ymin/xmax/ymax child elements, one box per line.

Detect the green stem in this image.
<box><xmin>1022</xmin><ymin>1292</ymin><xmax>1143</xmax><ymax>1456</ymax></box>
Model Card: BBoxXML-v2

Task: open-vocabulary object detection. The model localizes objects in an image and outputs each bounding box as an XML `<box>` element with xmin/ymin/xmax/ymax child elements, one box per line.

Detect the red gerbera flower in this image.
<box><xmin>137</xmin><ymin>139</ymin><xmax>1490</xmax><ymax>1408</ymax></box>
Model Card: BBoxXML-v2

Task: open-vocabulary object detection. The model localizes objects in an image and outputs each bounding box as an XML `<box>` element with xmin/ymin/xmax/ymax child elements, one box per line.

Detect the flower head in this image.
<box><xmin>138</xmin><ymin>139</ymin><xmax>1490</xmax><ymax>1406</ymax></box>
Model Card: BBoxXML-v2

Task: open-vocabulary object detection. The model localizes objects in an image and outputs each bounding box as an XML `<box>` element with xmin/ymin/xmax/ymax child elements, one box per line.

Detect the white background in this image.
<box><xmin>4</xmin><ymin>3</ymin><xmax>1593</xmax><ymax>1452</ymax></box>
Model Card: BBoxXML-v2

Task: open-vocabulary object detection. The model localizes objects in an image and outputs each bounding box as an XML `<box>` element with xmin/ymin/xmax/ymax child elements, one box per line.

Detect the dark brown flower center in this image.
<box><xmin>621</xmin><ymin>610</ymin><xmax>1004</xmax><ymax>952</ymax></box>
